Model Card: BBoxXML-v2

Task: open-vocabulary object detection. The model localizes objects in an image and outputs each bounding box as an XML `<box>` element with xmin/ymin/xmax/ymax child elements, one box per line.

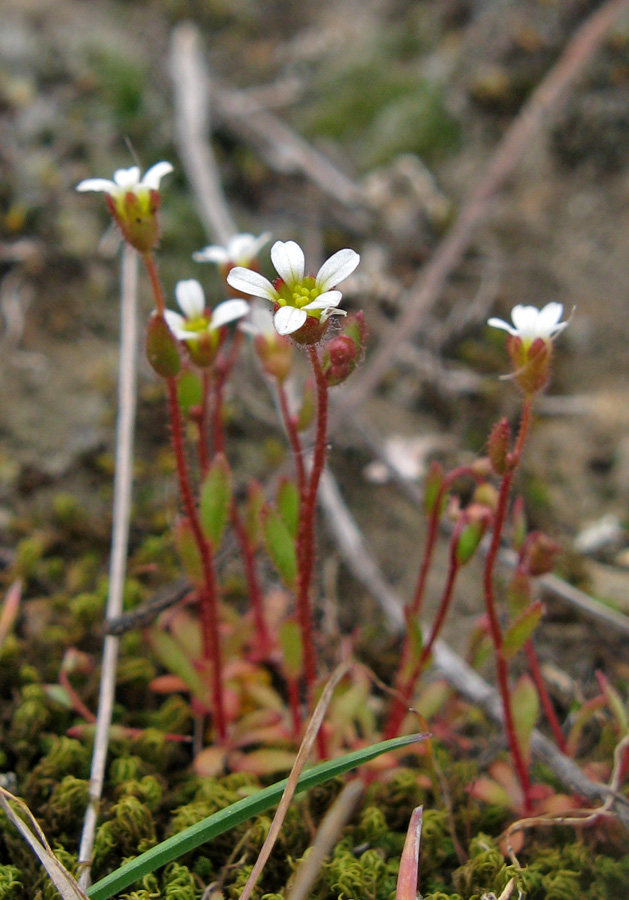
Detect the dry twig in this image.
<box><xmin>78</xmin><ymin>245</ymin><xmax>139</xmax><ymax>889</ymax></box>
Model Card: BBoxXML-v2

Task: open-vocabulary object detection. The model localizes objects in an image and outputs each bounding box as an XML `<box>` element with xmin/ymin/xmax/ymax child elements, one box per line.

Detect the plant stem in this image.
<box><xmin>387</xmin><ymin>466</ymin><xmax>480</xmax><ymax>737</ymax></box>
<box><xmin>197</xmin><ymin>370</ymin><xmax>212</xmax><ymax>476</ymax></box>
<box><xmin>384</xmin><ymin>521</ymin><xmax>463</xmax><ymax>739</ymax></box>
<box><xmin>294</xmin><ymin>346</ymin><xmax>329</xmax><ymax>756</ymax></box>
<box><xmin>279</xmin><ymin>382</ymin><xmax>306</xmax><ymax>494</ymax></box>
<box><xmin>165</xmin><ymin>376</ymin><xmax>227</xmax><ymax>742</ymax></box>
<box><xmin>483</xmin><ymin>395</ymin><xmax>533</xmax><ymax>811</ymax></box>
<box><xmin>142</xmin><ymin>253</ymin><xmax>227</xmax><ymax>741</ymax></box>
<box><xmin>525</xmin><ymin>638</ymin><xmax>567</xmax><ymax>754</ymax></box>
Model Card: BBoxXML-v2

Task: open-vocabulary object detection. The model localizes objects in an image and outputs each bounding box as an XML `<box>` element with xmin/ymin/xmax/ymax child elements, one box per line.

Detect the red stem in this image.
<box><xmin>198</xmin><ymin>370</ymin><xmax>212</xmax><ymax>476</ymax></box>
<box><xmin>294</xmin><ymin>346</ymin><xmax>330</xmax><ymax>757</ymax></box>
<box><xmin>388</xmin><ymin>466</ymin><xmax>481</xmax><ymax>735</ymax></box>
<box><xmin>278</xmin><ymin>382</ymin><xmax>306</xmax><ymax>494</ymax></box>
<box><xmin>143</xmin><ymin>254</ymin><xmax>165</xmax><ymax>316</ymax></box>
<box><xmin>483</xmin><ymin>396</ymin><xmax>533</xmax><ymax>811</ymax></box>
<box><xmin>385</xmin><ymin>521</ymin><xmax>463</xmax><ymax>739</ymax></box>
<box><xmin>232</xmin><ymin>501</ymin><xmax>272</xmax><ymax>657</ymax></box>
<box><xmin>165</xmin><ymin>376</ymin><xmax>227</xmax><ymax>742</ymax></box>
<box><xmin>143</xmin><ymin>250</ymin><xmax>227</xmax><ymax>742</ymax></box>
<box><xmin>525</xmin><ymin>638</ymin><xmax>567</xmax><ymax>753</ymax></box>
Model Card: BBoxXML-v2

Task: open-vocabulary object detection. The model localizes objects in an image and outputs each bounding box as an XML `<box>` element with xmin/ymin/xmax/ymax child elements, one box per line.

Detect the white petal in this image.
<box><xmin>113</xmin><ymin>166</ymin><xmax>141</xmax><ymax>188</ymax></box>
<box><xmin>227</xmin><ymin>267</ymin><xmax>278</xmax><ymax>301</ymax></box>
<box><xmin>316</xmin><ymin>248</ymin><xmax>360</xmax><ymax>291</ymax></box>
<box><xmin>164</xmin><ymin>310</ymin><xmax>188</xmax><ymax>340</ymax></box>
<box><xmin>321</xmin><ymin>307</ymin><xmax>347</xmax><ymax>323</ymax></box>
<box><xmin>233</xmin><ymin>231</ymin><xmax>272</xmax><ymax>263</ymax></box>
<box><xmin>175</xmin><ymin>280</ymin><xmax>206</xmax><ymax>319</ymax></box>
<box><xmin>271</xmin><ymin>241</ymin><xmax>305</xmax><ymax>286</ymax></box>
<box><xmin>274</xmin><ymin>306</ymin><xmax>308</xmax><ymax>335</ymax></box>
<box><xmin>142</xmin><ymin>161</ymin><xmax>174</xmax><ymax>189</ymax></box>
<box><xmin>210</xmin><ymin>299</ymin><xmax>250</xmax><ymax>330</ymax></box>
<box><xmin>76</xmin><ymin>178</ymin><xmax>116</xmax><ymax>194</ymax></box>
<box><xmin>510</xmin><ymin>305</ymin><xmax>539</xmax><ymax>338</ymax></box>
<box><xmin>193</xmin><ymin>245</ymin><xmax>229</xmax><ymax>264</ymax></box>
<box><xmin>487</xmin><ymin>316</ymin><xmax>517</xmax><ymax>335</ymax></box>
<box><xmin>240</xmin><ymin>302</ymin><xmax>275</xmax><ymax>337</ymax></box>
<box><xmin>303</xmin><ymin>290</ymin><xmax>342</xmax><ymax>311</ymax></box>
<box><xmin>537</xmin><ymin>302</ymin><xmax>564</xmax><ymax>335</ymax></box>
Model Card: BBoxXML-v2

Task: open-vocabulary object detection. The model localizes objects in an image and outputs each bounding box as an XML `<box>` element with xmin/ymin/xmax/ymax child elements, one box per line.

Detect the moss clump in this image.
<box><xmin>23</xmin><ymin>737</ymin><xmax>90</xmax><ymax>806</ymax></box>
<box><xmin>93</xmin><ymin>796</ymin><xmax>157</xmax><ymax>877</ymax></box>
<box><xmin>325</xmin><ymin>841</ymin><xmax>397</xmax><ymax>900</ymax></box>
<box><xmin>452</xmin><ymin>834</ymin><xmax>509</xmax><ymax>897</ymax></box>
<box><xmin>0</xmin><ymin>865</ymin><xmax>23</xmax><ymax>899</ymax></box>
<box><xmin>44</xmin><ymin>775</ymin><xmax>90</xmax><ymax>838</ymax></box>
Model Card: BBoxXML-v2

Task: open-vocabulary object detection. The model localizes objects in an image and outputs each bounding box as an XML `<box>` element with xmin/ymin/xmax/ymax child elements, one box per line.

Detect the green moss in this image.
<box><xmin>44</xmin><ymin>775</ymin><xmax>90</xmax><ymax>837</ymax></box>
<box><xmin>0</xmin><ymin>866</ymin><xmax>23</xmax><ymax>899</ymax></box>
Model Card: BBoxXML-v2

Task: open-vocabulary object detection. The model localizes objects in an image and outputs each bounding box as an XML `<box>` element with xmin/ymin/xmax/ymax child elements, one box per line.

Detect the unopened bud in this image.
<box><xmin>423</xmin><ymin>461</ymin><xmax>445</xmax><ymax>515</ymax></box>
<box><xmin>522</xmin><ymin>531</ymin><xmax>561</xmax><ymax>576</ymax></box>
<box><xmin>254</xmin><ymin>333</ymin><xmax>294</xmax><ymax>382</ymax></box>
<box><xmin>455</xmin><ymin>505</ymin><xmax>491</xmax><ymax>565</ymax></box>
<box><xmin>146</xmin><ymin>312</ymin><xmax>181</xmax><ymax>378</ymax></box>
<box><xmin>473</xmin><ymin>482</ymin><xmax>499</xmax><ymax>512</ymax></box>
<box><xmin>322</xmin><ymin>335</ymin><xmax>358</xmax><ymax>386</ymax></box>
<box><xmin>488</xmin><ymin>418</ymin><xmax>512</xmax><ymax>475</ymax></box>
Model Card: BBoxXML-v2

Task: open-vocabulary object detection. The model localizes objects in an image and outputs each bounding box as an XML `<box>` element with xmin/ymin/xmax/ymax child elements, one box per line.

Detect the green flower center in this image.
<box><xmin>276</xmin><ymin>275</ymin><xmax>320</xmax><ymax>309</ymax></box>
<box><xmin>183</xmin><ymin>316</ymin><xmax>210</xmax><ymax>336</ymax></box>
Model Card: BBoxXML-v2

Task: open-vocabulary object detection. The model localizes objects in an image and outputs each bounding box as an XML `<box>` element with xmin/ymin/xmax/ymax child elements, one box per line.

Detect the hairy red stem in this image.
<box><xmin>278</xmin><ymin>382</ymin><xmax>306</xmax><ymax>494</ymax></box>
<box><xmin>385</xmin><ymin>521</ymin><xmax>463</xmax><ymax>739</ymax></box>
<box><xmin>294</xmin><ymin>346</ymin><xmax>330</xmax><ymax>757</ymax></box>
<box><xmin>483</xmin><ymin>395</ymin><xmax>533</xmax><ymax>811</ymax></box>
<box><xmin>525</xmin><ymin>638</ymin><xmax>568</xmax><ymax>754</ymax></box>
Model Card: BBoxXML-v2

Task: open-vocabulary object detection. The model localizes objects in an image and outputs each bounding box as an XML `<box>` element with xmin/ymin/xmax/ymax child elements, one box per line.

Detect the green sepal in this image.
<box><xmin>177</xmin><ymin>369</ymin><xmax>203</xmax><ymax>416</ymax></box>
<box><xmin>146</xmin><ymin>312</ymin><xmax>181</xmax><ymax>378</ymax></box>
<box><xmin>199</xmin><ymin>454</ymin><xmax>232</xmax><ymax>549</ymax></box>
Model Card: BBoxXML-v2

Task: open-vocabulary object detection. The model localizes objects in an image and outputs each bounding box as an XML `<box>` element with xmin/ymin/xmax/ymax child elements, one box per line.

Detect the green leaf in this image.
<box><xmin>503</xmin><ymin>600</ymin><xmax>544</xmax><ymax>660</ymax></box>
<box><xmin>261</xmin><ymin>504</ymin><xmax>298</xmax><ymax>589</ymax></box>
<box><xmin>177</xmin><ymin>369</ymin><xmax>203</xmax><ymax>416</ymax></box>
<box><xmin>173</xmin><ymin>518</ymin><xmax>203</xmax><ymax>585</ymax></box>
<box><xmin>200</xmin><ymin>454</ymin><xmax>232</xmax><ymax>549</ymax></box>
<box><xmin>296</xmin><ymin>379</ymin><xmax>315</xmax><ymax>432</ymax></box>
<box><xmin>87</xmin><ymin>733</ymin><xmax>426</xmax><ymax>900</ymax></box>
<box><xmin>511</xmin><ymin>674</ymin><xmax>539</xmax><ymax>765</ymax></box>
<box><xmin>277</xmin><ymin>478</ymin><xmax>300</xmax><ymax>539</ymax></box>
<box><xmin>145</xmin><ymin>627</ymin><xmax>210</xmax><ymax>709</ymax></box>
<box><xmin>279</xmin><ymin>618</ymin><xmax>303</xmax><ymax>679</ymax></box>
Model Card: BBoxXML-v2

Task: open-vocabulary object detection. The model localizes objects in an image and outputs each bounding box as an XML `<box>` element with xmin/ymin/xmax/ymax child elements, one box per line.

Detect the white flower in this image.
<box><xmin>76</xmin><ymin>162</ymin><xmax>174</xmax><ymax>200</ymax></box>
<box><xmin>193</xmin><ymin>232</ymin><xmax>272</xmax><ymax>266</ymax></box>
<box><xmin>488</xmin><ymin>302</ymin><xmax>569</xmax><ymax>347</ymax></box>
<box><xmin>165</xmin><ymin>279</ymin><xmax>249</xmax><ymax>343</ymax></box>
<box><xmin>226</xmin><ymin>240</ymin><xmax>359</xmax><ymax>336</ymax></box>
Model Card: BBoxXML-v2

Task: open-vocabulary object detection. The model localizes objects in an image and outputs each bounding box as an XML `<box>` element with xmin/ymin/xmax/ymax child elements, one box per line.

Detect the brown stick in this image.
<box><xmin>337</xmin><ymin>0</ymin><xmax>629</xmax><ymax>414</ymax></box>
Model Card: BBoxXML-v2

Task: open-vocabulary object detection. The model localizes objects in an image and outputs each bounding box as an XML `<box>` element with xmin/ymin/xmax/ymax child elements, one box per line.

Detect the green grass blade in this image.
<box><xmin>87</xmin><ymin>732</ymin><xmax>425</xmax><ymax>900</ymax></box>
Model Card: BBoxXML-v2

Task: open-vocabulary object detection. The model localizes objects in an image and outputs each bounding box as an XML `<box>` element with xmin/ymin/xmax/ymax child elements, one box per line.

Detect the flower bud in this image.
<box><xmin>146</xmin><ymin>312</ymin><xmax>181</xmax><ymax>378</ymax></box>
<box><xmin>254</xmin><ymin>332</ymin><xmax>294</xmax><ymax>382</ymax></box>
<box><xmin>423</xmin><ymin>461</ymin><xmax>445</xmax><ymax>515</ymax></box>
<box><xmin>454</xmin><ymin>504</ymin><xmax>491</xmax><ymax>565</ymax></box>
<box><xmin>488</xmin><ymin>418</ymin><xmax>512</xmax><ymax>475</ymax></box>
<box><xmin>521</xmin><ymin>531</ymin><xmax>561</xmax><ymax>576</ymax></box>
<box><xmin>322</xmin><ymin>335</ymin><xmax>358</xmax><ymax>386</ymax></box>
